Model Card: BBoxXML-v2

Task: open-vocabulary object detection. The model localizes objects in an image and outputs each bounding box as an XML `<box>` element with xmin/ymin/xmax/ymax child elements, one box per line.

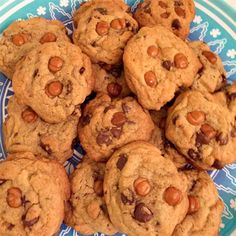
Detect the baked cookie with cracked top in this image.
<box><xmin>78</xmin><ymin>93</ymin><xmax>154</xmax><ymax>162</ymax></box>
<box><xmin>0</xmin><ymin>17</ymin><xmax>70</xmax><ymax>79</ymax></box>
<box><xmin>73</xmin><ymin>0</ymin><xmax>138</xmax><ymax>65</ymax></box>
<box><xmin>92</xmin><ymin>63</ymin><xmax>131</xmax><ymax>98</ymax></box>
<box><xmin>124</xmin><ymin>26</ymin><xmax>201</xmax><ymax>110</ymax></box>
<box><xmin>104</xmin><ymin>141</ymin><xmax>189</xmax><ymax>236</ymax></box>
<box><xmin>65</xmin><ymin>157</ymin><xmax>116</xmax><ymax>235</ymax></box>
<box><xmin>189</xmin><ymin>41</ymin><xmax>227</xmax><ymax>93</ymax></box>
<box><xmin>0</xmin><ymin>152</ymin><xmax>70</xmax><ymax>236</ymax></box>
<box><xmin>12</xmin><ymin>41</ymin><xmax>94</xmax><ymax>123</ymax></box>
<box><xmin>173</xmin><ymin>170</ymin><xmax>224</xmax><ymax>236</ymax></box>
<box><xmin>134</xmin><ymin>0</ymin><xmax>195</xmax><ymax>39</ymax></box>
<box><xmin>165</xmin><ymin>90</ymin><xmax>236</xmax><ymax>170</ymax></box>
<box><xmin>3</xmin><ymin>96</ymin><xmax>79</xmax><ymax>164</ymax></box>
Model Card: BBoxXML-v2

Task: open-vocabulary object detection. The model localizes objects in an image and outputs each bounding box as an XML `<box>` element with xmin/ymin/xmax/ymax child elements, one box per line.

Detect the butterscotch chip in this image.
<box><xmin>40</xmin><ymin>32</ymin><xmax>57</xmax><ymax>44</ymax></box>
<box><xmin>45</xmin><ymin>81</ymin><xmax>63</xmax><ymax>97</ymax></box>
<box><xmin>134</xmin><ymin>177</ymin><xmax>151</xmax><ymax>196</ymax></box>
<box><xmin>96</xmin><ymin>21</ymin><xmax>109</xmax><ymax>36</ymax></box>
<box><xmin>21</xmin><ymin>108</ymin><xmax>38</xmax><ymax>123</ymax></box>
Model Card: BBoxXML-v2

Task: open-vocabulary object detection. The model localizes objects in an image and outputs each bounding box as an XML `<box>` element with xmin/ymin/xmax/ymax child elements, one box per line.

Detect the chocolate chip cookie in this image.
<box><xmin>0</xmin><ymin>152</ymin><xmax>70</xmax><ymax>236</ymax></box>
<box><xmin>92</xmin><ymin>63</ymin><xmax>131</xmax><ymax>98</ymax></box>
<box><xmin>3</xmin><ymin>96</ymin><xmax>79</xmax><ymax>163</ymax></box>
<box><xmin>0</xmin><ymin>17</ymin><xmax>70</xmax><ymax>79</ymax></box>
<box><xmin>173</xmin><ymin>170</ymin><xmax>224</xmax><ymax>236</ymax></box>
<box><xmin>104</xmin><ymin>141</ymin><xmax>189</xmax><ymax>236</ymax></box>
<box><xmin>78</xmin><ymin>93</ymin><xmax>154</xmax><ymax>162</ymax></box>
<box><xmin>73</xmin><ymin>0</ymin><xmax>138</xmax><ymax>64</ymax></box>
<box><xmin>123</xmin><ymin>26</ymin><xmax>201</xmax><ymax>110</ymax></box>
<box><xmin>190</xmin><ymin>41</ymin><xmax>227</xmax><ymax>93</ymax></box>
<box><xmin>165</xmin><ymin>90</ymin><xmax>236</xmax><ymax>170</ymax></box>
<box><xmin>12</xmin><ymin>41</ymin><xmax>94</xmax><ymax>123</ymax></box>
<box><xmin>134</xmin><ymin>0</ymin><xmax>195</xmax><ymax>39</ymax></box>
<box><xmin>65</xmin><ymin>157</ymin><xmax>116</xmax><ymax>235</ymax></box>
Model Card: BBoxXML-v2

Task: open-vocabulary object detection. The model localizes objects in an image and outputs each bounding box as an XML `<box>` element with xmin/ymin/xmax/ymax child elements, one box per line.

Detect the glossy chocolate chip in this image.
<box><xmin>228</xmin><ymin>92</ymin><xmax>236</xmax><ymax>101</ymax></box>
<box><xmin>162</xmin><ymin>60</ymin><xmax>172</xmax><ymax>70</ymax></box>
<box><xmin>121</xmin><ymin>188</ymin><xmax>135</xmax><ymax>205</ymax></box>
<box><xmin>94</xmin><ymin>180</ymin><xmax>104</xmax><ymax>196</ymax></box>
<box><xmin>107</xmin><ymin>82</ymin><xmax>122</xmax><ymax>97</ymax></box>
<box><xmin>79</xmin><ymin>67</ymin><xmax>85</xmax><ymax>74</ymax></box>
<box><xmin>0</xmin><ymin>179</ymin><xmax>6</xmax><ymax>185</ymax></box>
<box><xmin>109</xmin><ymin>65</ymin><xmax>123</xmax><ymax>78</ymax></box>
<box><xmin>40</xmin><ymin>142</ymin><xmax>52</xmax><ymax>155</ymax></box>
<box><xmin>96</xmin><ymin>132</ymin><xmax>112</xmax><ymax>146</ymax></box>
<box><xmin>216</xmin><ymin>132</ymin><xmax>228</xmax><ymax>146</ymax></box>
<box><xmin>111</xmin><ymin>112</ymin><xmax>127</xmax><ymax>127</ymax></box>
<box><xmin>188</xmin><ymin>149</ymin><xmax>200</xmax><ymax>160</ymax></box>
<box><xmin>7</xmin><ymin>223</ymin><xmax>15</xmax><ymax>230</ymax></box>
<box><xmin>212</xmin><ymin>159</ymin><xmax>224</xmax><ymax>169</ymax></box>
<box><xmin>196</xmin><ymin>132</ymin><xmax>210</xmax><ymax>145</ymax></box>
<box><xmin>116</xmin><ymin>154</ymin><xmax>128</xmax><ymax>170</ymax></box>
<box><xmin>95</xmin><ymin>7</ymin><xmax>108</xmax><ymax>15</ymax></box>
<box><xmin>111</xmin><ymin>127</ymin><xmax>122</xmax><ymax>138</ymax></box>
<box><xmin>133</xmin><ymin>203</ymin><xmax>153</xmax><ymax>223</ymax></box>
<box><xmin>81</xmin><ymin>114</ymin><xmax>91</xmax><ymax>127</ymax></box>
<box><xmin>172</xmin><ymin>19</ymin><xmax>181</xmax><ymax>30</ymax></box>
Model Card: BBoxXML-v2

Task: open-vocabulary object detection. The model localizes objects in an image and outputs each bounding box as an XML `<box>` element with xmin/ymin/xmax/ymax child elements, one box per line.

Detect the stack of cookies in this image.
<box><xmin>0</xmin><ymin>0</ymin><xmax>235</xmax><ymax>235</ymax></box>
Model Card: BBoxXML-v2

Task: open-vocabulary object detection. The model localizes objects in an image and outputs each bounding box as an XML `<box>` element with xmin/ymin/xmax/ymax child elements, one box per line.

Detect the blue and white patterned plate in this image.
<box><xmin>0</xmin><ymin>0</ymin><xmax>235</xmax><ymax>235</ymax></box>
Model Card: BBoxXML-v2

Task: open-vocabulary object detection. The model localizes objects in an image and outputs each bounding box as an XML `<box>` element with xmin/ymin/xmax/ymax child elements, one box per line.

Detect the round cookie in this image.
<box><xmin>0</xmin><ymin>17</ymin><xmax>70</xmax><ymax>79</ymax></box>
<box><xmin>65</xmin><ymin>157</ymin><xmax>116</xmax><ymax>235</ymax></box>
<box><xmin>165</xmin><ymin>90</ymin><xmax>236</xmax><ymax>170</ymax></box>
<box><xmin>189</xmin><ymin>41</ymin><xmax>227</xmax><ymax>93</ymax></box>
<box><xmin>123</xmin><ymin>26</ymin><xmax>201</xmax><ymax>110</ymax></box>
<box><xmin>78</xmin><ymin>93</ymin><xmax>154</xmax><ymax>162</ymax></box>
<box><xmin>104</xmin><ymin>141</ymin><xmax>189</xmax><ymax>236</ymax></box>
<box><xmin>0</xmin><ymin>152</ymin><xmax>70</xmax><ymax>236</ymax></box>
<box><xmin>173</xmin><ymin>170</ymin><xmax>224</xmax><ymax>236</ymax></box>
<box><xmin>12</xmin><ymin>41</ymin><xmax>94</xmax><ymax>123</ymax></box>
<box><xmin>134</xmin><ymin>0</ymin><xmax>195</xmax><ymax>39</ymax></box>
<box><xmin>73</xmin><ymin>0</ymin><xmax>138</xmax><ymax>64</ymax></box>
<box><xmin>92</xmin><ymin>63</ymin><xmax>131</xmax><ymax>98</ymax></box>
<box><xmin>3</xmin><ymin>96</ymin><xmax>79</xmax><ymax>163</ymax></box>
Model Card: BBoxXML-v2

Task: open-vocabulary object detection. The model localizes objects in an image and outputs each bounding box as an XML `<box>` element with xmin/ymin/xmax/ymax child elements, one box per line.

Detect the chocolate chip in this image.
<box><xmin>122</xmin><ymin>103</ymin><xmax>131</xmax><ymax>113</ymax></box>
<box><xmin>111</xmin><ymin>112</ymin><xmax>127</xmax><ymax>127</ymax></box>
<box><xmin>95</xmin><ymin>8</ymin><xmax>108</xmax><ymax>15</ymax></box>
<box><xmin>228</xmin><ymin>92</ymin><xmax>236</xmax><ymax>101</ymax></box>
<box><xmin>7</xmin><ymin>223</ymin><xmax>15</xmax><ymax>230</ymax></box>
<box><xmin>104</xmin><ymin>105</ymin><xmax>115</xmax><ymax>113</ymax></box>
<box><xmin>121</xmin><ymin>189</ymin><xmax>135</xmax><ymax>205</ymax></box>
<box><xmin>188</xmin><ymin>149</ymin><xmax>200</xmax><ymax>160</ymax></box>
<box><xmin>66</xmin><ymin>81</ymin><xmax>73</xmax><ymax>95</ymax></box>
<box><xmin>111</xmin><ymin>127</ymin><xmax>122</xmax><ymax>138</ymax></box>
<box><xmin>107</xmin><ymin>82</ymin><xmax>122</xmax><ymax>97</ymax></box>
<box><xmin>109</xmin><ymin>65</ymin><xmax>122</xmax><ymax>78</ymax></box>
<box><xmin>96</xmin><ymin>132</ymin><xmax>112</xmax><ymax>146</ymax></box>
<box><xmin>172</xmin><ymin>115</ymin><xmax>179</xmax><ymax>125</ymax></box>
<box><xmin>0</xmin><ymin>179</ymin><xmax>6</xmax><ymax>185</ymax></box>
<box><xmin>231</xmin><ymin>127</ymin><xmax>236</xmax><ymax>137</ymax></box>
<box><xmin>212</xmin><ymin>159</ymin><xmax>223</xmax><ymax>169</ymax></box>
<box><xmin>79</xmin><ymin>67</ymin><xmax>85</xmax><ymax>74</ymax></box>
<box><xmin>162</xmin><ymin>60</ymin><xmax>172</xmax><ymax>70</ymax></box>
<box><xmin>133</xmin><ymin>203</ymin><xmax>153</xmax><ymax>223</ymax></box>
<box><xmin>172</xmin><ymin>19</ymin><xmax>181</xmax><ymax>30</ymax></box>
<box><xmin>216</xmin><ymin>132</ymin><xmax>228</xmax><ymax>145</ymax></box>
<box><xmin>160</xmin><ymin>12</ymin><xmax>170</xmax><ymax>18</ymax></box>
<box><xmin>143</xmin><ymin>2</ymin><xmax>151</xmax><ymax>13</ymax></box>
<box><xmin>116</xmin><ymin>154</ymin><xmax>128</xmax><ymax>170</ymax></box>
<box><xmin>100</xmin><ymin>204</ymin><xmax>108</xmax><ymax>215</ymax></box>
<box><xmin>40</xmin><ymin>142</ymin><xmax>52</xmax><ymax>155</ymax></box>
<box><xmin>22</xmin><ymin>216</ymin><xmax>40</xmax><ymax>228</ymax></box>
<box><xmin>81</xmin><ymin>114</ymin><xmax>91</xmax><ymax>126</ymax></box>
<box><xmin>196</xmin><ymin>132</ymin><xmax>210</xmax><ymax>146</ymax></box>
<box><xmin>189</xmin><ymin>180</ymin><xmax>197</xmax><ymax>192</ymax></box>
<box><xmin>174</xmin><ymin>0</ymin><xmax>184</xmax><ymax>6</ymax></box>
<box><xmin>33</xmin><ymin>69</ymin><xmax>39</xmax><ymax>78</ymax></box>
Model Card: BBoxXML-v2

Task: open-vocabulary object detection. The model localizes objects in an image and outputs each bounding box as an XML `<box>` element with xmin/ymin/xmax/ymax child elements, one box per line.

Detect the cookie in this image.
<box><xmin>78</xmin><ymin>93</ymin><xmax>154</xmax><ymax>162</ymax></box>
<box><xmin>134</xmin><ymin>0</ymin><xmax>195</xmax><ymax>39</ymax></box>
<box><xmin>123</xmin><ymin>26</ymin><xmax>201</xmax><ymax>110</ymax></box>
<box><xmin>73</xmin><ymin>0</ymin><xmax>138</xmax><ymax>64</ymax></box>
<box><xmin>65</xmin><ymin>157</ymin><xmax>116</xmax><ymax>235</ymax></box>
<box><xmin>104</xmin><ymin>141</ymin><xmax>189</xmax><ymax>236</ymax></box>
<box><xmin>3</xmin><ymin>96</ymin><xmax>79</xmax><ymax>163</ymax></box>
<box><xmin>0</xmin><ymin>152</ymin><xmax>70</xmax><ymax>236</ymax></box>
<box><xmin>92</xmin><ymin>63</ymin><xmax>131</xmax><ymax>98</ymax></box>
<box><xmin>12</xmin><ymin>41</ymin><xmax>94</xmax><ymax>123</ymax></box>
<box><xmin>165</xmin><ymin>90</ymin><xmax>236</xmax><ymax>170</ymax></box>
<box><xmin>173</xmin><ymin>170</ymin><xmax>224</xmax><ymax>236</ymax></box>
<box><xmin>0</xmin><ymin>17</ymin><xmax>70</xmax><ymax>79</ymax></box>
<box><xmin>189</xmin><ymin>41</ymin><xmax>227</xmax><ymax>93</ymax></box>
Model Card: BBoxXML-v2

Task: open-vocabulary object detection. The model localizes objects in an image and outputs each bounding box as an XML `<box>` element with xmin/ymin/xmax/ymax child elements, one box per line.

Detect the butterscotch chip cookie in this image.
<box><xmin>104</xmin><ymin>141</ymin><xmax>189</xmax><ymax>236</ymax></box>
<box><xmin>73</xmin><ymin>0</ymin><xmax>138</xmax><ymax>64</ymax></box>
<box><xmin>173</xmin><ymin>170</ymin><xmax>224</xmax><ymax>236</ymax></box>
<box><xmin>3</xmin><ymin>96</ymin><xmax>79</xmax><ymax>163</ymax></box>
<box><xmin>189</xmin><ymin>41</ymin><xmax>227</xmax><ymax>93</ymax></box>
<box><xmin>65</xmin><ymin>157</ymin><xmax>116</xmax><ymax>235</ymax></box>
<box><xmin>165</xmin><ymin>90</ymin><xmax>236</xmax><ymax>170</ymax></box>
<box><xmin>0</xmin><ymin>17</ymin><xmax>70</xmax><ymax>79</ymax></box>
<box><xmin>123</xmin><ymin>26</ymin><xmax>201</xmax><ymax>110</ymax></box>
<box><xmin>12</xmin><ymin>41</ymin><xmax>94</xmax><ymax>123</ymax></box>
<box><xmin>92</xmin><ymin>63</ymin><xmax>131</xmax><ymax>98</ymax></box>
<box><xmin>78</xmin><ymin>93</ymin><xmax>154</xmax><ymax>162</ymax></box>
<box><xmin>0</xmin><ymin>152</ymin><xmax>70</xmax><ymax>236</ymax></box>
<box><xmin>134</xmin><ymin>0</ymin><xmax>195</xmax><ymax>39</ymax></box>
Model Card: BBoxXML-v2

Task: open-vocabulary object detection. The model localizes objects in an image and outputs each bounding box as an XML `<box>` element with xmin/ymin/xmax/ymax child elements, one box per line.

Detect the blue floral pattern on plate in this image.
<box><xmin>0</xmin><ymin>0</ymin><xmax>235</xmax><ymax>235</ymax></box>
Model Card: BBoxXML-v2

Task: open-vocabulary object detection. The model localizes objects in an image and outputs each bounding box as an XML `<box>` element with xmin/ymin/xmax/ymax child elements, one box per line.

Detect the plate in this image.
<box><xmin>0</xmin><ymin>0</ymin><xmax>235</xmax><ymax>235</ymax></box>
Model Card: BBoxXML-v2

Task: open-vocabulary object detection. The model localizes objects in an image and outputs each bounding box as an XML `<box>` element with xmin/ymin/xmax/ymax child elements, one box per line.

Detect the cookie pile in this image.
<box><xmin>0</xmin><ymin>0</ymin><xmax>235</xmax><ymax>235</ymax></box>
